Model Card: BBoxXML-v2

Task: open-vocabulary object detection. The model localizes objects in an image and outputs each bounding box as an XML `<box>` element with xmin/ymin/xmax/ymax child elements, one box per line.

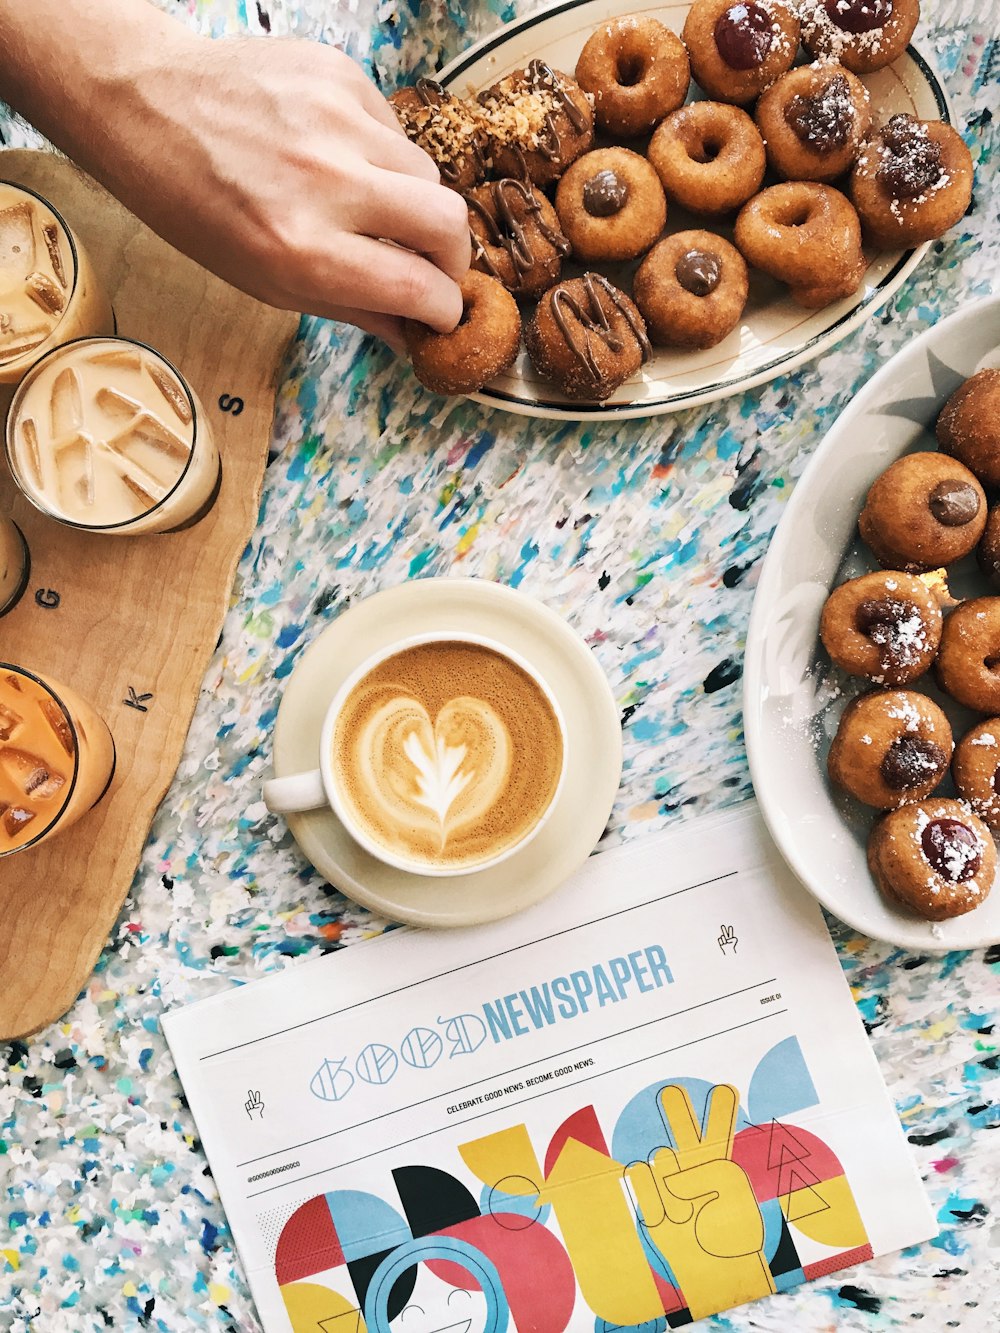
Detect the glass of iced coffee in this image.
<box><xmin>0</xmin><ymin>663</ymin><xmax>116</xmax><ymax>856</ymax></box>
<box><xmin>0</xmin><ymin>517</ymin><xmax>29</xmax><ymax>617</ymax></box>
<box><xmin>0</xmin><ymin>181</ymin><xmax>114</xmax><ymax>397</ymax></box>
<box><xmin>5</xmin><ymin>336</ymin><xmax>221</xmax><ymax>536</ymax></box>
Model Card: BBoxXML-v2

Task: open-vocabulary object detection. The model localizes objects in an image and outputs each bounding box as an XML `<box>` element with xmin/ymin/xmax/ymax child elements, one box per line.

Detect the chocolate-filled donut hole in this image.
<box><xmin>879</xmin><ymin>736</ymin><xmax>947</xmax><ymax>792</ymax></box>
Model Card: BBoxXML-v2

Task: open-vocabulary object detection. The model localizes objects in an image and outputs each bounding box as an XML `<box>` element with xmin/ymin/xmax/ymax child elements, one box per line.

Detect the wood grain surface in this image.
<box><xmin>0</xmin><ymin>150</ymin><xmax>298</xmax><ymax>1040</ymax></box>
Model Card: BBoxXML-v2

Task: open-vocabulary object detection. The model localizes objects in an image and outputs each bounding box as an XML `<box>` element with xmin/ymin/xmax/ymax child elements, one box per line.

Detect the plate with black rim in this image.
<box><xmin>437</xmin><ymin>0</ymin><xmax>951</xmax><ymax>421</ymax></box>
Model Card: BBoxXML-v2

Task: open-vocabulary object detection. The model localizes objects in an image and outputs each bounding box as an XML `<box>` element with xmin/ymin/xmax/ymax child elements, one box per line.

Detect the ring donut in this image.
<box><xmin>406</xmin><ymin>270</ymin><xmax>521</xmax><ymax>395</ymax></box>
<box><xmin>575</xmin><ymin>15</ymin><xmax>690</xmax><ymax>137</ymax></box>
<box><xmin>936</xmin><ymin>598</ymin><xmax>1000</xmax><ymax>713</ymax></box>
<box><xmin>649</xmin><ymin>101</ymin><xmax>765</xmax><ymax>216</ymax></box>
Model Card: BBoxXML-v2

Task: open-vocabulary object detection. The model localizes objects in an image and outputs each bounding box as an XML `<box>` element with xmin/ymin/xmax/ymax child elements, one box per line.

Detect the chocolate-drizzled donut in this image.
<box><xmin>525</xmin><ymin>273</ymin><xmax>650</xmax><ymax>401</ymax></box>
<box><xmin>554</xmin><ymin>148</ymin><xmax>667</xmax><ymax>263</ymax></box>
<box><xmin>467</xmin><ymin>179</ymin><xmax>571</xmax><ymax>298</ymax></box>
<box><xmin>681</xmin><ymin>0</ymin><xmax>800</xmax><ymax>104</ymax></box>
<box><xmin>755</xmin><ymin>62</ymin><xmax>872</xmax><ymax>182</ymax></box>
<box><xmin>868</xmin><ymin>798</ymin><xmax>995</xmax><ymax>920</ymax></box>
<box><xmin>798</xmin><ymin>0</ymin><xmax>920</xmax><ymax>75</ymax></box>
<box><xmin>390</xmin><ymin>79</ymin><xmax>487</xmax><ymax>192</ymax></box>
<box><xmin>479</xmin><ymin>61</ymin><xmax>594</xmax><ymax>187</ymax></box>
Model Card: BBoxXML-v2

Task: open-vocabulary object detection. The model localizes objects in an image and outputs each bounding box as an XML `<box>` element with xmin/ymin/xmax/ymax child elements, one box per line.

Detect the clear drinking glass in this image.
<box><xmin>0</xmin><ymin>516</ymin><xmax>29</xmax><ymax>617</ymax></box>
<box><xmin>5</xmin><ymin>335</ymin><xmax>221</xmax><ymax>536</ymax></box>
<box><xmin>0</xmin><ymin>663</ymin><xmax>116</xmax><ymax>856</ymax></box>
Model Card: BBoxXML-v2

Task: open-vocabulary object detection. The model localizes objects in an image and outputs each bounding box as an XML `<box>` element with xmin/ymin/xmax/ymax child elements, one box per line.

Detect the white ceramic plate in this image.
<box><xmin>744</xmin><ymin>296</ymin><xmax>1000</xmax><ymax>951</ymax></box>
<box><xmin>438</xmin><ymin>0</ymin><xmax>950</xmax><ymax>421</ymax></box>
<box><xmin>270</xmin><ymin>579</ymin><xmax>623</xmax><ymax>928</ymax></box>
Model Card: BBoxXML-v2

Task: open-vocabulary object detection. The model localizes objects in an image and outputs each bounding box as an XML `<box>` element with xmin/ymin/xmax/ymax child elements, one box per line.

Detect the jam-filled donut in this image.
<box><xmin>979</xmin><ymin>506</ymin><xmax>1000</xmax><ymax>586</ymax></box>
<box><xmin>868</xmin><ymin>798</ymin><xmax>995</xmax><ymax>920</ymax></box>
<box><xmin>406</xmin><ymin>270</ymin><xmax>521</xmax><ymax>395</ymax></box>
<box><xmin>755</xmin><ymin>62</ymin><xmax>872</xmax><ymax>182</ymax></box>
<box><xmin>798</xmin><ymin>0</ymin><xmax>920</xmax><ymax>75</ymax></box>
<box><xmin>525</xmin><ymin>273</ymin><xmax>650</xmax><ymax>401</ymax></box>
<box><xmin>953</xmin><ymin>720</ymin><xmax>1000</xmax><ymax>831</ymax></box>
<box><xmin>634</xmin><ymin>231</ymin><xmax>748</xmax><ymax>349</ymax></box>
<box><xmin>390</xmin><ymin>80</ymin><xmax>487</xmax><ymax>192</ymax></box>
<box><xmin>681</xmin><ymin>0</ymin><xmax>800</xmax><ymax>104</ymax></box>
<box><xmin>648</xmin><ymin>102</ymin><xmax>765</xmax><ymax>217</ymax></box>
<box><xmin>467</xmin><ymin>179</ymin><xmax>571</xmax><ymax>298</ymax></box>
<box><xmin>851</xmin><ymin>114</ymin><xmax>974</xmax><ymax>249</ymax></box>
<box><xmin>819</xmin><ymin>570</ymin><xmax>942</xmax><ymax>685</ymax></box>
<box><xmin>478</xmin><ymin>61</ymin><xmax>594</xmax><ymax>187</ymax></box>
<box><xmin>937</xmin><ymin>369</ymin><xmax>1000</xmax><ymax>490</ymax></box>
<box><xmin>828</xmin><ymin>689</ymin><xmax>952</xmax><ymax>808</ymax></box>
<box><xmin>554</xmin><ymin>148</ymin><xmax>666</xmax><ymax>263</ymax></box>
<box><xmin>574</xmin><ymin>15</ymin><xmax>690</xmax><ymax>138</ymax></box>
<box><xmin>858</xmin><ymin>452</ymin><xmax>987</xmax><ymax>571</ymax></box>
<box><xmin>734</xmin><ymin>182</ymin><xmax>866</xmax><ymax>308</ymax></box>
<box><xmin>936</xmin><ymin>598</ymin><xmax>1000</xmax><ymax>713</ymax></box>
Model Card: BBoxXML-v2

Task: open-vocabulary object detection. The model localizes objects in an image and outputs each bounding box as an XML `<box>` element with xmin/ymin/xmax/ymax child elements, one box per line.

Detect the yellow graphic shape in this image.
<box><xmin>781</xmin><ymin>1173</ymin><xmax>868</xmax><ymax>1248</ymax></box>
<box><xmin>459</xmin><ymin>1124</ymin><xmax>542</xmax><ymax>1191</ymax></box>
<box><xmin>625</xmin><ymin>1084</ymin><xmax>775</xmax><ymax>1323</ymax></box>
<box><xmin>539</xmin><ymin>1137</ymin><xmax>664</xmax><ymax>1326</ymax></box>
<box><xmin>281</xmin><ymin>1281</ymin><xmax>365</xmax><ymax>1333</ymax></box>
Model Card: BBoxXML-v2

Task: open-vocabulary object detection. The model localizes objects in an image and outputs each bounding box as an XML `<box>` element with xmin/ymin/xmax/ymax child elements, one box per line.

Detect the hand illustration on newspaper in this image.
<box><xmin>626</xmin><ymin>1083</ymin><xmax>775</xmax><ymax>1321</ymax></box>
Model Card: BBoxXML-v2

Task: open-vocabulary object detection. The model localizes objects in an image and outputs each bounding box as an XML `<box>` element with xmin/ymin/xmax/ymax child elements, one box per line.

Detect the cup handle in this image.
<box><xmin>263</xmin><ymin>768</ymin><xmax>327</xmax><ymax>814</ymax></box>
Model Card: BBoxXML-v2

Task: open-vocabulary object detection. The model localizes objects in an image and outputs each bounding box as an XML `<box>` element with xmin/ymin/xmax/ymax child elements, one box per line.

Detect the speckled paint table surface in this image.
<box><xmin>1</xmin><ymin>1</ymin><xmax>998</xmax><ymax>1329</ymax></box>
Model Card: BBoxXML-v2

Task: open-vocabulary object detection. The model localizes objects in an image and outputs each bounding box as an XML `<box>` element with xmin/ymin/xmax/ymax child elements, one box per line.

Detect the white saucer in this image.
<box><xmin>270</xmin><ymin>579</ymin><xmax>623</xmax><ymax>927</ymax></box>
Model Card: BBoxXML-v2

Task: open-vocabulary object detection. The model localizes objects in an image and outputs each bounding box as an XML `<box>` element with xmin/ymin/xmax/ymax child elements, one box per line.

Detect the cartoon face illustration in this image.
<box><xmin>389</xmin><ymin>1264</ymin><xmax>489</xmax><ymax>1333</ymax></box>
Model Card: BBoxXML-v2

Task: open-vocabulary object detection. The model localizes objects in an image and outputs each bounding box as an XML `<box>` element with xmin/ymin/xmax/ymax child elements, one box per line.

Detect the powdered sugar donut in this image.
<box><xmin>868</xmin><ymin>798</ymin><xmax>995</xmax><ymax>920</ymax></box>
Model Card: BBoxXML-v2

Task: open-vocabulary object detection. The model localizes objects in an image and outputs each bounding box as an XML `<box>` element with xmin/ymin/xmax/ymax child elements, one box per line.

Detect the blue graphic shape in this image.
<box><xmin>324</xmin><ymin>1189</ymin><xmax>411</xmax><ymax>1264</ymax></box>
<box><xmin>480</xmin><ymin>1177</ymin><xmax>551</xmax><ymax>1229</ymax></box>
<box><xmin>310</xmin><ymin>1058</ymin><xmax>354</xmax><ymax>1103</ymax></box>
<box><xmin>747</xmin><ymin>1037</ymin><xmax>819</xmax><ymax>1125</ymax></box>
<box><xmin>356</xmin><ymin>1042</ymin><xmax>398</xmax><ymax>1086</ymax></box>
<box><xmin>759</xmin><ymin>1195</ymin><xmax>786</xmax><ymax>1263</ymax></box>
<box><xmin>365</xmin><ymin>1236</ymin><xmax>509</xmax><ymax>1333</ymax></box>
<box><xmin>596</xmin><ymin>1319</ymin><xmax>668</xmax><ymax>1333</ymax></box>
<box><xmin>401</xmin><ymin>1026</ymin><xmax>444</xmax><ymax>1070</ymax></box>
<box><xmin>441</xmin><ymin>1012</ymin><xmax>488</xmax><ymax>1057</ymax></box>
<box><xmin>611</xmin><ymin>1077</ymin><xmax>751</xmax><ymax>1167</ymax></box>
<box><xmin>774</xmin><ymin>1266</ymin><xmax>806</xmax><ymax>1293</ymax></box>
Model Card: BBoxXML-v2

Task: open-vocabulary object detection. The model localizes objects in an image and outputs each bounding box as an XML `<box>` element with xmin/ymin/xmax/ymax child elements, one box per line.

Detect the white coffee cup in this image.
<box><xmin>262</xmin><ymin>631</ymin><xmax>567</xmax><ymax>877</ymax></box>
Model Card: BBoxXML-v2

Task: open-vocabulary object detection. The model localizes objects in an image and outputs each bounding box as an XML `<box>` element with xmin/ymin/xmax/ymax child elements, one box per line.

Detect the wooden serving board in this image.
<box><xmin>0</xmin><ymin>150</ymin><xmax>298</xmax><ymax>1040</ymax></box>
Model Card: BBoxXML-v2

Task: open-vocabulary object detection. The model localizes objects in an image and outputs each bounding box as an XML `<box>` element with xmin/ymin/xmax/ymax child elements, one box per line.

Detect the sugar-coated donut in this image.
<box><xmin>575</xmin><ymin>15</ymin><xmax>690</xmax><ymax>137</ymax></box>
<box><xmin>828</xmin><ymin>689</ymin><xmax>952</xmax><ymax>808</ymax></box>
<box><xmin>525</xmin><ymin>273</ymin><xmax>650</xmax><ymax>401</ymax></box>
<box><xmin>937</xmin><ymin>369</ymin><xmax>1000</xmax><ymax>490</ymax></box>
<box><xmin>936</xmin><ymin>598</ymin><xmax>1000</xmax><ymax>713</ymax></box>
<box><xmin>554</xmin><ymin>148</ymin><xmax>666</xmax><ymax>263</ymax></box>
<box><xmin>649</xmin><ymin>102</ymin><xmax>765</xmax><ymax>217</ymax></box>
<box><xmin>851</xmin><ymin>114</ymin><xmax>974</xmax><ymax>248</ymax></box>
<box><xmin>979</xmin><ymin>506</ymin><xmax>1000</xmax><ymax>586</ymax></box>
<box><xmin>953</xmin><ymin>720</ymin><xmax>1000</xmax><ymax>832</ymax></box>
<box><xmin>682</xmin><ymin>0</ymin><xmax>800</xmax><ymax>104</ymax></box>
<box><xmin>633</xmin><ymin>230</ymin><xmax>748</xmax><ymax>349</ymax></box>
<box><xmin>819</xmin><ymin>570</ymin><xmax>942</xmax><ymax>685</ymax></box>
<box><xmin>479</xmin><ymin>61</ymin><xmax>594</xmax><ymax>187</ymax></box>
<box><xmin>858</xmin><ymin>451</ymin><xmax>987</xmax><ymax>571</ymax></box>
<box><xmin>755</xmin><ymin>62</ymin><xmax>872</xmax><ymax>182</ymax></box>
<box><xmin>797</xmin><ymin>0</ymin><xmax>920</xmax><ymax>75</ymax></box>
<box><xmin>467</xmin><ymin>179</ymin><xmax>571</xmax><ymax>298</ymax></box>
<box><xmin>734</xmin><ymin>182</ymin><xmax>866</xmax><ymax>308</ymax></box>
<box><xmin>868</xmin><ymin>798</ymin><xmax>995</xmax><ymax>921</ymax></box>
<box><xmin>406</xmin><ymin>270</ymin><xmax>521</xmax><ymax>395</ymax></box>
<box><xmin>390</xmin><ymin>80</ymin><xmax>487</xmax><ymax>192</ymax></box>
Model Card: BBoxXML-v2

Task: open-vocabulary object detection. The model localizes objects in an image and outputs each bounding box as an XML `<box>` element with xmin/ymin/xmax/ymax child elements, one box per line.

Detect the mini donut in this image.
<box><xmin>633</xmin><ymin>230</ymin><xmax>748</xmax><ymax>349</ymax></box>
<box><xmin>390</xmin><ymin>80</ymin><xmax>487</xmax><ymax>191</ymax></box>
<box><xmin>478</xmin><ymin>61</ymin><xmax>594</xmax><ymax>187</ymax></box>
<box><xmin>467</xmin><ymin>179</ymin><xmax>571</xmax><ymax>298</ymax></box>
<box><xmin>798</xmin><ymin>0</ymin><xmax>920</xmax><ymax>75</ymax></box>
<box><xmin>405</xmin><ymin>270</ymin><xmax>520</xmax><ymax>395</ymax></box>
<box><xmin>953</xmin><ymin>720</ymin><xmax>1000</xmax><ymax>831</ymax></box>
<box><xmin>554</xmin><ymin>148</ymin><xmax>666</xmax><ymax>263</ymax></box>
<box><xmin>755</xmin><ymin>62</ymin><xmax>872</xmax><ymax>182</ymax></box>
<box><xmin>979</xmin><ymin>506</ymin><xmax>1000</xmax><ymax>585</ymax></box>
<box><xmin>868</xmin><ymin>798</ymin><xmax>995</xmax><ymax>920</ymax></box>
<box><xmin>648</xmin><ymin>102</ymin><xmax>766</xmax><ymax>217</ymax></box>
<box><xmin>525</xmin><ymin>273</ymin><xmax>650</xmax><ymax>402</ymax></box>
<box><xmin>937</xmin><ymin>369</ymin><xmax>1000</xmax><ymax>490</ymax></box>
<box><xmin>858</xmin><ymin>452</ymin><xmax>987</xmax><ymax>571</ymax></box>
<box><xmin>681</xmin><ymin>0</ymin><xmax>800</xmax><ymax>105</ymax></box>
<box><xmin>734</xmin><ymin>182</ymin><xmax>866</xmax><ymax>308</ymax></box>
<box><xmin>851</xmin><ymin>114</ymin><xmax>974</xmax><ymax>249</ymax></box>
<box><xmin>819</xmin><ymin>570</ymin><xmax>942</xmax><ymax>685</ymax></box>
<box><xmin>828</xmin><ymin>689</ymin><xmax>952</xmax><ymax>808</ymax></box>
<box><xmin>574</xmin><ymin>15</ymin><xmax>690</xmax><ymax>138</ymax></box>
<box><xmin>936</xmin><ymin>598</ymin><xmax>1000</xmax><ymax>713</ymax></box>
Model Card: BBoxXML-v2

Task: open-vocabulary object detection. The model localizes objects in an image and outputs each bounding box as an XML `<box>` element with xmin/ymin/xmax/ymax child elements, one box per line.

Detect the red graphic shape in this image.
<box><xmin>732</xmin><ymin>1123</ymin><xmax>846</xmax><ymax>1203</ymax></box>
<box><xmin>544</xmin><ymin>1105</ymin><xmax>610</xmax><ymax>1177</ymax></box>
<box><xmin>440</xmin><ymin>1213</ymin><xmax>576</xmax><ymax>1333</ymax></box>
<box><xmin>652</xmin><ymin>1270</ymin><xmax>686</xmax><ymax>1316</ymax></box>
<box><xmin>803</xmin><ymin>1243</ymin><xmax>874</xmax><ymax>1279</ymax></box>
<box><xmin>276</xmin><ymin>1195</ymin><xmax>344</xmax><ymax>1286</ymax></box>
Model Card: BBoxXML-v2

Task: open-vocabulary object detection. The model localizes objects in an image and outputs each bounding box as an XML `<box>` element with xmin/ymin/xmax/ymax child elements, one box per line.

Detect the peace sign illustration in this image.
<box><xmin>718</xmin><ymin>924</ymin><xmax>738</xmax><ymax>954</ymax></box>
<box><xmin>626</xmin><ymin>1083</ymin><xmax>775</xmax><ymax>1321</ymax></box>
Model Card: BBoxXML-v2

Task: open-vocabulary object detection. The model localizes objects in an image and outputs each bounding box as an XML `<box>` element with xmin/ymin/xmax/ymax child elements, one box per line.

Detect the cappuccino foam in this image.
<box><xmin>332</xmin><ymin>641</ymin><xmax>563</xmax><ymax>870</ymax></box>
